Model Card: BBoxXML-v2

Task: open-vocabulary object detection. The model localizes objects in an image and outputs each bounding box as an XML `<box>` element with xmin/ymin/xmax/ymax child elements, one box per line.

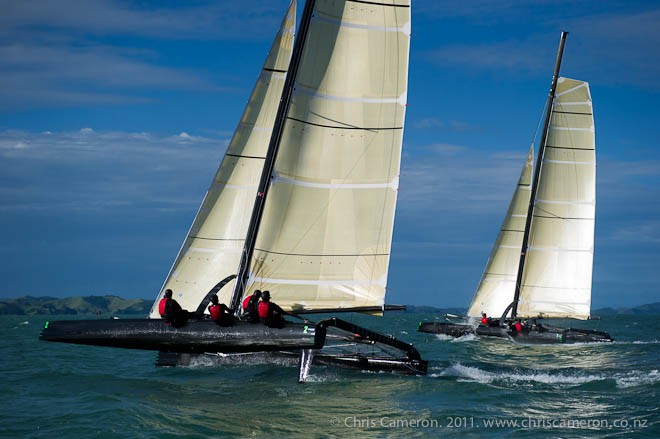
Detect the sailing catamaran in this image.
<box><xmin>41</xmin><ymin>0</ymin><xmax>427</xmax><ymax>377</ymax></box>
<box><xmin>419</xmin><ymin>32</ymin><xmax>612</xmax><ymax>344</ymax></box>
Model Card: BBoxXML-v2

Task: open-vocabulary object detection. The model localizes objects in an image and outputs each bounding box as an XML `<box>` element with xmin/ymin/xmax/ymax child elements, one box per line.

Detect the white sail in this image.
<box><xmin>467</xmin><ymin>145</ymin><xmax>533</xmax><ymax>318</ymax></box>
<box><xmin>244</xmin><ymin>0</ymin><xmax>412</xmax><ymax>312</ymax></box>
<box><xmin>517</xmin><ymin>77</ymin><xmax>595</xmax><ymax>319</ymax></box>
<box><xmin>149</xmin><ymin>2</ymin><xmax>296</xmax><ymax>318</ymax></box>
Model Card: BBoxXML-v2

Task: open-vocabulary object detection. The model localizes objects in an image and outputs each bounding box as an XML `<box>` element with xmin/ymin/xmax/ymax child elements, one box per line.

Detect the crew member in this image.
<box><xmin>480</xmin><ymin>312</ymin><xmax>489</xmax><ymax>325</ymax></box>
<box><xmin>208</xmin><ymin>294</ymin><xmax>233</xmax><ymax>326</ymax></box>
<box><xmin>158</xmin><ymin>289</ymin><xmax>189</xmax><ymax>327</ymax></box>
<box><xmin>257</xmin><ymin>290</ymin><xmax>286</xmax><ymax>328</ymax></box>
<box><xmin>513</xmin><ymin>319</ymin><xmax>523</xmax><ymax>334</ymax></box>
<box><xmin>242</xmin><ymin>290</ymin><xmax>262</xmax><ymax>323</ymax></box>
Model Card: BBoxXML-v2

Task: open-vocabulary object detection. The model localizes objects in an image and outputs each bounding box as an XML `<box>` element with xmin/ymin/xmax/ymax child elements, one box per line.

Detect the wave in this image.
<box><xmin>616</xmin><ymin>369</ymin><xmax>660</xmax><ymax>389</ymax></box>
<box><xmin>614</xmin><ymin>340</ymin><xmax>660</xmax><ymax>345</ymax></box>
<box><xmin>436</xmin><ymin>363</ymin><xmax>660</xmax><ymax>389</ymax></box>
<box><xmin>433</xmin><ymin>333</ymin><xmax>478</xmax><ymax>343</ymax></box>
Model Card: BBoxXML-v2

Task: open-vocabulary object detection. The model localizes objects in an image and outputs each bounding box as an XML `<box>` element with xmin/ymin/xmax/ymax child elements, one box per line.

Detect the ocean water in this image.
<box><xmin>1</xmin><ymin>313</ymin><xmax>658</xmax><ymax>438</ymax></box>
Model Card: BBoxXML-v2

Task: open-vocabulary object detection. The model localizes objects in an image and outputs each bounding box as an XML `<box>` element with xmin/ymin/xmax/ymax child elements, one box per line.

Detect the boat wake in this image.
<box><xmin>435</xmin><ymin>363</ymin><xmax>660</xmax><ymax>389</ymax></box>
<box><xmin>434</xmin><ymin>333</ymin><xmax>479</xmax><ymax>343</ymax></box>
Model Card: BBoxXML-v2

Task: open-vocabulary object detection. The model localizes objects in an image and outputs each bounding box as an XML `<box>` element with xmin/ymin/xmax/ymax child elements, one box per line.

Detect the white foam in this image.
<box><xmin>451</xmin><ymin>333</ymin><xmax>479</xmax><ymax>343</ymax></box>
<box><xmin>442</xmin><ymin>363</ymin><xmax>605</xmax><ymax>386</ymax></box>
<box><xmin>616</xmin><ymin>369</ymin><xmax>660</xmax><ymax>389</ymax></box>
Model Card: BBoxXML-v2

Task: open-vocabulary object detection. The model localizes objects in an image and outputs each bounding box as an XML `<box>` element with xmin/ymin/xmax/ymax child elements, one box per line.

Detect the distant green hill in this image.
<box><xmin>593</xmin><ymin>302</ymin><xmax>660</xmax><ymax>316</ymax></box>
<box><xmin>0</xmin><ymin>296</ymin><xmax>151</xmax><ymax>316</ymax></box>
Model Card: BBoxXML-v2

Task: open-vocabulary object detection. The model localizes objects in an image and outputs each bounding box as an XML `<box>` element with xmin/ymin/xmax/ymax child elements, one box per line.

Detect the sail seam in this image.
<box><xmin>294</xmin><ymin>84</ymin><xmax>407</xmax><ymax>105</ymax></box>
<box><xmin>549</xmin><ymin>126</ymin><xmax>594</xmax><ymax>132</ymax></box>
<box><xmin>255</xmin><ymin>248</ymin><xmax>389</xmax><ymax>257</ymax></box>
<box><xmin>536</xmin><ymin>199</ymin><xmax>594</xmax><ymax>206</ymax></box>
<box><xmin>287</xmin><ymin>116</ymin><xmax>403</xmax><ymax>131</ymax></box>
<box><xmin>543</xmin><ymin>158</ymin><xmax>595</xmax><ymax>165</ymax></box>
<box><xmin>271</xmin><ymin>173</ymin><xmax>399</xmax><ymax>190</ymax></box>
<box><xmin>251</xmin><ymin>276</ymin><xmax>387</xmax><ymax>287</ymax></box>
<box><xmin>313</xmin><ymin>13</ymin><xmax>410</xmax><ymax>35</ymax></box>
<box><xmin>263</xmin><ymin>67</ymin><xmax>287</xmax><ymax>73</ymax></box>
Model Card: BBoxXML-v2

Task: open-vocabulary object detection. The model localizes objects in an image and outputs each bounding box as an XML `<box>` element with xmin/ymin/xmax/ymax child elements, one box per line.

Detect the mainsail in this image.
<box><xmin>150</xmin><ymin>0</ymin><xmax>411</xmax><ymax>316</ymax></box>
<box><xmin>149</xmin><ymin>2</ymin><xmax>296</xmax><ymax>318</ymax></box>
<box><xmin>467</xmin><ymin>77</ymin><xmax>595</xmax><ymax>320</ymax></box>
<box><xmin>239</xmin><ymin>0</ymin><xmax>411</xmax><ymax>312</ymax></box>
<box><xmin>518</xmin><ymin>78</ymin><xmax>595</xmax><ymax>319</ymax></box>
<box><xmin>467</xmin><ymin>145</ymin><xmax>533</xmax><ymax>318</ymax></box>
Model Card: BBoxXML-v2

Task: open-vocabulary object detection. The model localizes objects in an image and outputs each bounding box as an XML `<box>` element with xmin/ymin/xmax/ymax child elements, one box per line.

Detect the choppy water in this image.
<box><xmin>1</xmin><ymin>313</ymin><xmax>658</xmax><ymax>438</ymax></box>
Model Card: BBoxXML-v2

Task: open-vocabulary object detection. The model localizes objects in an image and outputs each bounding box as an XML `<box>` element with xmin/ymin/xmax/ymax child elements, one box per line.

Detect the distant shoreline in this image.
<box><xmin>1</xmin><ymin>296</ymin><xmax>659</xmax><ymax>316</ymax></box>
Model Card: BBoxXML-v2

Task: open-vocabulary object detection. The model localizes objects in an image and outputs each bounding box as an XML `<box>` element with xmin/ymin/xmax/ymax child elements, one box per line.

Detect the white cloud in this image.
<box><xmin>0</xmin><ymin>0</ymin><xmax>288</xmax><ymax>40</ymax></box>
<box><xmin>0</xmin><ymin>129</ymin><xmax>228</xmax><ymax>214</ymax></box>
<box><xmin>399</xmin><ymin>143</ymin><xmax>527</xmax><ymax>216</ymax></box>
<box><xmin>420</xmin><ymin>2</ymin><xmax>660</xmax><ymax>90</ymax></box>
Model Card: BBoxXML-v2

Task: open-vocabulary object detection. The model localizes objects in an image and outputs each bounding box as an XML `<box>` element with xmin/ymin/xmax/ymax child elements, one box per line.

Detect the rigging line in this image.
<box><xmin>226</xmin><ymin>153</ymin><xmax>266</xmax><ymax>160</ymax></box>
<box><xmin>532</xmin><ymin>205</ymin><xmax>593</xmax><ymax>221</ymax></box>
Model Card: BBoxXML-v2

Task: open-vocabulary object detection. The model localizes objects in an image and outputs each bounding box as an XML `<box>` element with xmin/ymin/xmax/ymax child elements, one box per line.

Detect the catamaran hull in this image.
<box><xmin>40</xmin><ymin>317</ymin><xmax>428</xmax><ymax>375</ymax></box>
<box><xmin>40</xmin><ymin>319</ymin><xmax>319</xmax><ymax>353</ymax></box>
<box><xmin>476</xmin><ymin>325</ymin><xmax>613</xmax><ymax>344</ymax></box>
<box><xmin>418</xmin><ymin>320</ymin><xmax>613</xmax><ymax>344</ymax></box>
<box><xmin>156</xmin><ymin>351</ymin><xmax>428</xmax><ymax>375</ymax></box>
<box><xmin>417</xmin><ymin>322</ymin><xmax>475</xmax><ymax>337</ymax></box>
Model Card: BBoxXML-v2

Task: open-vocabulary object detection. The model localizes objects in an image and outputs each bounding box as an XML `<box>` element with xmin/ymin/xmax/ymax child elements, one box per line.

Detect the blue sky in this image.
<box><xmin>1</xmin><ymin>0</ymin><xmax>658</xmax><ymax>308</ymax></box>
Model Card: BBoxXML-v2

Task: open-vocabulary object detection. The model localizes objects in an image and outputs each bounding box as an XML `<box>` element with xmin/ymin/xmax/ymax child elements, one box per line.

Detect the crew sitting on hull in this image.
<box><xmin>480</xmin><ymin>312</ymin><xmax>489</xmax><ymax>325</ymax></box>
<box><xmin>158</xmin><ymin>289</ymin><xmax>189</xmax><ymax>327</ymax></box>
<box><xmin>242</xmin><ymin>290</ymin><xmax>262</xmax><ymax>323</ymax></box>
<box><xmin>511</xmin><ymin>319</ymin><xmax>524</xmax><ymax>336</ymax></box>
<box><xmin>258</xmin><ymin>290</ymin><xmax>287</xmax><ymax>328</ymax></box>
<box><xmin>208</xmin><ymin>294</ymin><xmax>233</xmax><ymax>326</ymax></box>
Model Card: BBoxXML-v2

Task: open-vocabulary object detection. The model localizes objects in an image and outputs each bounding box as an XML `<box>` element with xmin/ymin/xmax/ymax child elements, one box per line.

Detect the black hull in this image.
<box><xmin>417</xmin><ymin>321</ymin><xmax>475</xmax><ymax>337</ymax></box>
<box><xmin>475</xmin><ymin>324</ymin><xmax>613</xmax><ymax>344</ymax></box>
<box><xmin>40</xmin><ymin>317</ymin><xmax>427</xmax><ymax>376</ymax></box>
<box><xmin>312</xmin><ymin>353</ymin><xmax>428</xmax><ymax>375</ymax></box>
<box><xmin>418</xmin><ymin>320</ymin><xmax>613</xmax><ymax>344</ymax></box>
<box><xmin>40</xmin><ymin>319</ymin><xmax>319</xmax><ymax>353</ymax></box>
<box><xmin>156</xmin><ymin>351</ymin><xmax>428</xmax><ymax>376</ymax></box>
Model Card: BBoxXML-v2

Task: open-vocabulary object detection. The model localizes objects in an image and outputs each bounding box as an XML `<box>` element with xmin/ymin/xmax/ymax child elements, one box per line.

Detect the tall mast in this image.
<box><xmin>510</xmin><ymin>31</ymin><xmax>568</xmax><ymax>319</ymax></box>
<box><xmin>230</xmin><ymin>0</ymin><xmax>317</xmax><ymax>311</ymax></box>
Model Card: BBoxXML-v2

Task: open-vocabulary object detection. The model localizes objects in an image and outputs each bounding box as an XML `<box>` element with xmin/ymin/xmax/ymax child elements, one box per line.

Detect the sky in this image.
<box><xmin>1</xmin><ymin>0</ymin><xmax>658</xmax><ymax>309</ymax></box>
